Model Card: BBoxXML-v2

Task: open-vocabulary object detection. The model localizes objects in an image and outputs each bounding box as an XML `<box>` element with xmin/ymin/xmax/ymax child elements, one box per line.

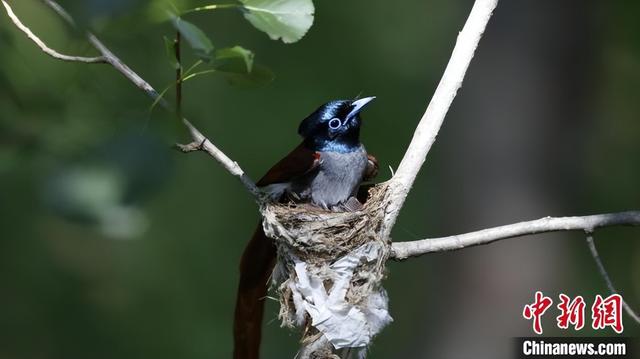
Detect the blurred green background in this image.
<box><xmin>1</xmin><ymin>0</ymin><xmax>639</xmax><ymax>358</ymax></box>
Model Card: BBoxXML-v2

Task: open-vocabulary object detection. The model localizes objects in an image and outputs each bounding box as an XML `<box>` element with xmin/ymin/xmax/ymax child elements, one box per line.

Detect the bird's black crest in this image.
<box><xmin>298</xmin><ymin>100</ymin><xmax>351</xmax><ymax>138</ymax></box>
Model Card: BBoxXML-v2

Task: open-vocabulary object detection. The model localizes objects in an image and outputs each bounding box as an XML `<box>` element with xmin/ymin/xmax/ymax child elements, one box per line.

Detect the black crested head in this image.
<box><xmin>298</xmin><ymin>97</ymin><xmax>375</xmax><ymax>152</ymax></box>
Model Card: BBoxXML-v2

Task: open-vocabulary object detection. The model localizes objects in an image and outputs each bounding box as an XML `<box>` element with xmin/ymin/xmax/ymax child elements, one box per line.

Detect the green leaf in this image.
<box><xmin>215</xmin><ymin>46</ymin><xmax>254</xmax><ymax>73</ymax></box>
<box><xmin>163</xmin><ymin>36</ymin><xmax>180</xmax><ymax>70</ymax></box>
<box><xmin>147</xmin><ymin>0</ymin><xmax>184</xmax><ymax>22</ymax></box>
<box><xmin>171</xmin><ymin>17</ymin><xmax>215</xmax><ymax>61</ymax></box>
<box><xmin>238</xmin><ymin>0</ymin><xmax>315</xmax><ymax>44</ymax></box>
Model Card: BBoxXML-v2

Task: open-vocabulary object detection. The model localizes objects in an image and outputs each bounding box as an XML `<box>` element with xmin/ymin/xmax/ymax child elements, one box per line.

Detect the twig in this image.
<box><xmin>1</xmin><ymin>0</ymin><xmax>105</xmax><ymax>63</ymax></box>
<box><xmin>1</xmin><ymin>0</ymin><xmax>261</xmax><ymax>199</ymax></box>
<box><xmin>391</xmin><ymin>211</ymin><xmax>640</xmax><ymax>260</ymax></box>
<box><xmin>586</xmin><ymin>233</ymin><xmax>640</xmax><ymax>324</ymax></box>
<box><xmin>382</xmin><ymin>0</ymin><xmax>499</xmax><ymax>236</ymax></box>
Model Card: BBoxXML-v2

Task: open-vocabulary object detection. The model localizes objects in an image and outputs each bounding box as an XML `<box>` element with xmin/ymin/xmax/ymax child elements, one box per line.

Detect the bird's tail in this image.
<box><xmin>233</xmin><ymin>224</ymin><xmax>277</xmax><ymax>359</ymax></box>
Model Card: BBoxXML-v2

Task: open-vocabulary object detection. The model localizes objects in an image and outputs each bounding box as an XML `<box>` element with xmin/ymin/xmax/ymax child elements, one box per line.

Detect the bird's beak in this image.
<box><xmin>347</xmin><ymin>96</ymin><xmax>376</xmax><ymax>121</ymax></box>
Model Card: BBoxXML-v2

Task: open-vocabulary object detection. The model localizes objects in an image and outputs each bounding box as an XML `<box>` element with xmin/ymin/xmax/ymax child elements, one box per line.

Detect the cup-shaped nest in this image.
<box><xmin>260</xmin><ymin>184</ymin><xmax>390</xmax><ymax>262</ymax></box>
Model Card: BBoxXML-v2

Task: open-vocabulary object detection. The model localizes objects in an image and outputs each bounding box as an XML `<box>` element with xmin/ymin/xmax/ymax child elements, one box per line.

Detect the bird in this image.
<box><xmin>233</xmin><ymin>97</ymin><xmax>379</xmax><ymax>359</ymax></box>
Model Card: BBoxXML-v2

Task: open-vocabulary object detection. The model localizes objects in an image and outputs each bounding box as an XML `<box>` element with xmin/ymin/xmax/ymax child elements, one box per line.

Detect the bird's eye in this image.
<box><xmin>328</xmin><ymin>118</ymin><xmax>342</xmax><ymax>130</ymax></box>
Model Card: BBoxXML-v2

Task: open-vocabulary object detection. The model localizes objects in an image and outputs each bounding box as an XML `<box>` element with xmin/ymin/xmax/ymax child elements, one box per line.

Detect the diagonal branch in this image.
<box><xmin>1</xmin><ymin>0</ymin><xmax>261</xmax><ymax>199</ymax></box>
<box><xmin>390</xmin><ymin>211</ymin><xmax>640</xmax><ymax>260</ymax></box>
<box><xmin>39</xmin><ymin>0</ymin><xmax>167</xmax><ymax>104</ymax></box>
<box><xmin>177</xmin><ymin>119</ymin><xmax>262</xmax><ymax>198</ymax></box>
<box><xmin>586</xmin><ymin>233</ymin><xmax>640</xmax><ymax>324</ymax></box>
<box><xmin>382</xmin><ymin>0</ymin><xmax>499</xmax><ymax>236</ymax></box>
<box><xmin>1</xmin><ymin>0</ymin><xmax>105</xmax><ymax>63</ymax></box>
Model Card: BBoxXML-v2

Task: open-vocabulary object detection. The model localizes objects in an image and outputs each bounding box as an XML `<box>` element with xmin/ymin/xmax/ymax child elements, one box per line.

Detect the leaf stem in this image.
<box><xmin>183</xmin><ymin>60</ymin><xmax>204</xmax><ymax>78</ymax></box>
<box><xmin>182</xmin><ymin>69</ymin><xmax>217</xmax><ymax>82</ymax></box>
<box><xmin>183</xmin><ymin>4</ymin><xmax>240</xmax><ymax>15</ymax></box>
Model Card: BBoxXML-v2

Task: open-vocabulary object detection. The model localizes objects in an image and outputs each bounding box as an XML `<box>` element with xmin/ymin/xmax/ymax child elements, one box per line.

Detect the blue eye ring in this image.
<box><xmin>328</xmin><ymin>118</ymin><xmax>342</xmax><ymax>130</ymax></box>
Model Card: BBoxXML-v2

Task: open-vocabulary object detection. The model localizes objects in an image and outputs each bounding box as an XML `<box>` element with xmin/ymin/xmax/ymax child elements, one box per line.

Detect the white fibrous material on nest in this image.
<box><xmin>291</xmin><ymin>242</ymin><xmax>392</xmax><ymax>348</ymax></box>
<box><xmin>261</xmin><ymin>185</ymin><xmax>393</xmax><ymax>352</ymax></box>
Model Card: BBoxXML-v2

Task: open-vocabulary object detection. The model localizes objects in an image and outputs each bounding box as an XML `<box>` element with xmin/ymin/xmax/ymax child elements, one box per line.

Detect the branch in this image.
<box><xmin>382</xmin><ymin>0</ymin><xmax>499</xmax><ymax>235</ymax></box>
<box><xmin>1</xmin><ymin>0</ymin><xmax>105</xmax><ymax>63</ymax></box>
<box><xmin>1</xmin><ymin>0</ymin><xmax>261</xmax><ymax>199</ymax></box>
<box><xmin>586</xmin><ymin>233</ymin><xmax>640</xmax><ymax>324</ymax></box>
<box><xmin>176</xmin><ymin>119</ymin><xmax>262</xmax><ymax>198</ymax></box>
<box><xmin>390</xmin><ymin>211</ymin><xmax>640</xmax><ymax>260</ymax></box>
<box><xmin>40</xmin><ymin>0</ymin><xmax>165</xmax><ymax>105</ymax></box>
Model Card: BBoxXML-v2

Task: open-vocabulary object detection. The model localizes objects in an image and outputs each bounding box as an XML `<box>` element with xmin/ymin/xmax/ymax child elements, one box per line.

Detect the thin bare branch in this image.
<box><xmin>4</xmin><ymin>0</ymin><xmax>152</xmax><ymax>93</ymax></box>
<box><xmin>176</xmin><ymin>119</ymin><xmax>262</xmax><ymax>198</ymax></box>
<box><xmin>391</xmin><ymin>211</ymin><xmax>640</xmax><ymax>260</ymax></box>
<box><xmin>39</xmin><ymin>0</ymin><xmax>165</xmax><ymax>107</ymax></box>
<box><xmin>1</xmin><ymin>0</ymin><xmax>105</xmax><ymax>63</ymax></box>
<box><xmin>586</xmin><ymin>233</ymin><xmax>640</xmax><ymax>324</ymax></box>
<box><xmin>382</xmin><ymin>0</ymin><xmax>499</xmax><ymax>236</ymax></box>
<box><xmin>2</xmin><ymin>0</ymin><xmax>261</xmax><ymax>199</ymax></box>
<box><xmin>86</xmin><ymin>32</ymin><xmax>166</xmax><ymax>102</ymax></box>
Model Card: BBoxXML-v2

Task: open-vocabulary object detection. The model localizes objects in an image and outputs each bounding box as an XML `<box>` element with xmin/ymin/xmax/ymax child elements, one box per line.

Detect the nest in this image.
<box><xmin>260</xmin><ymin>184</ymin><xmax>393</xmax><ymax>354</ymax></box>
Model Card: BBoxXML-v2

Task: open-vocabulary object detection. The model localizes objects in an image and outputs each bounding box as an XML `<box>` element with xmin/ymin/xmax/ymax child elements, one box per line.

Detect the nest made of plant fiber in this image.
<box><xmin>264</xmin><ymin>184</ymin><xmax>393</xmax><ymax>337</ymax></box>
<box><xmin>259</xmin><ymin>184</ymin><xmax>390</xmax><ymax>261</ymax></box>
